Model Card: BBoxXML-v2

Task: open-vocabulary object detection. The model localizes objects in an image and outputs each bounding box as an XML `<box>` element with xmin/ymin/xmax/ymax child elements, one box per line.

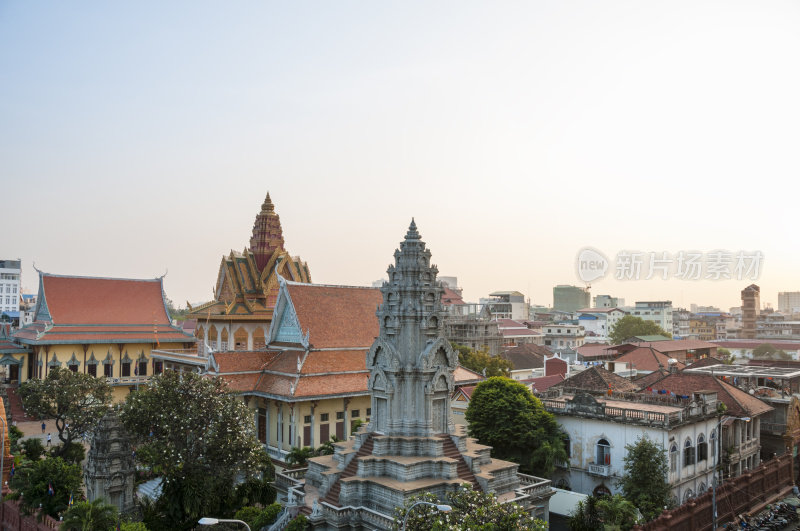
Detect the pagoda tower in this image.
<box><xmin>305</xmin><ymin>221</ymin><xmax>533</xmax><ymax>530</ymax></box>
<box><xmin>250</xmin><ymin>192</ymin><xmax>286</xmax><ymax>272</ymax></box>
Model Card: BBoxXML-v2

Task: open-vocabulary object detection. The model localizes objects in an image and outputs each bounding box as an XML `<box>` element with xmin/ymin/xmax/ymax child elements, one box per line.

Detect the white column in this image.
<box><xmin>247</xmin><ymin>327</ymin><xmax>254</xmax><ymax>351</ymax></box>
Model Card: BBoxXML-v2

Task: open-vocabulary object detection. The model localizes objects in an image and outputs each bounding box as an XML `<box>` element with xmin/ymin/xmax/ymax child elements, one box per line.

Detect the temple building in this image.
<box><xmin>11</xmin><ymin>272</ymin><xmax>195</xmax><ymax>401</ymax></box>
<box><xmin>187</xmin><ymin>193</ymin><xmax>311</xmax><ymax>353</ymax></box>
<box><xmin>298</xmin><ymin>221</ymin><xmax>553</xmax><ymax>529</ymax></box>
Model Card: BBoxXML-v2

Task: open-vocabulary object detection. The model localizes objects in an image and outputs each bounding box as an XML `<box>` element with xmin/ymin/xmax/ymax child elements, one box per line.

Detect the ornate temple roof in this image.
<box><xmin>14</xmin><ymin>273</ymin><xmax>195</xmax><ymax>345</ymax></box>
<box><xmin>187</xmin><ymin>193</ymin><xmax>311</xmax><ymax>322</ymax></box>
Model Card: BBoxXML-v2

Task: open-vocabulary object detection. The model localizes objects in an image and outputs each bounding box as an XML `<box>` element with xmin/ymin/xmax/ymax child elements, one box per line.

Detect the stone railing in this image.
<box><xmin>587</xmin><ymin>463</ymin><xmax>611</xmax><ymax>476</ymax></box>
<box><xmin>267</xmin><ymin>446</ymin><xmax>290</xmax><ymax>462</ymax></box>
<box><xmin>275</xmin><ymin>467</ymin><xmax>306</xmax><ymax>493</ymax></box>
<box><xmin>516</xmin><ymin>473</ymin><xmax>553</xmax><ymax>498</ymax></box>
<box><xmin>106</xmin><ymin>375</ymin><xmax>150</xmax><ymax>386</ymax></box>
<box><xmin>318</xmin><ymin>502</ymin><xmax>395</xmax><ymax>530</ymax></box>
<box><xmin>760</xmin><ymin>421</ymin><xmax>787</xmax><ymax>435</ymax></box>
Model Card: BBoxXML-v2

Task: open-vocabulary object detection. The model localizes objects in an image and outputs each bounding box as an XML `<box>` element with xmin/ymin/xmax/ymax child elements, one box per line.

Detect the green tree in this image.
<box><xmin>8</xmin><ymin>456</ymin><xmax>82</xmax><ymax>518</ymax></box>
<box><xmin>19</xmin><ymin>366</ymin><xmax>112</xmax><ymax>457</ymax></box>
<box><xmin>451</xmin><ymin>343</ymin><xmax>512</xmax><ymax>377</ymax></box>
<box><xmin>50</xmin><ymin>441</ymin><xmax>86</xmax><ymax>465</ymax></box>
<box><xmin>569</xmin><ymin>495</ymin><xmax>601</xmax><ymax>531</ymax></box>
<box><xmin>119</xmin><ymin>370</ymin><xmax>267</xmax><ymax>530</ymax></box>
<box><xmin>120</xmin><ymin>522</ymin><xmax>149</xmax><ymax>531</ymax></box>
<box><xmin>286</xmin><ymin>446</ymin><xmax>316</xmax><ymax>468</ymax></box>
<box><xmin>231</xmin><ymin>459</ymin><xmax>277</xmax><ymax>508</ymax></box>
<box><xmin>285</xmin><ymin>514</ymin><xmax>309</xmax><ymax>531</ymax></box>
<box><xmin>9</xmin><ymin>424</ymin><xmax>24</xmax><ymax>453</ymax></box>
<box><xmin>609</xmin><ymin>316</ymin><xmax>671</xmax><ymax>345</ymax></box>
<box><xmin>595</xmin><ymin>494</ymin><xmax>639</xmax><ymax>530</ymax></box>
<box><xmin>753</xmin><ymin>343</ymin><xmax>791</xmax><ymax>360</ymax></box>
<box><xmin>465</xmin><ymin>377</ymin><xmax>567</xmax><ymax>477</ymax></box>
<box><xmin>617</xmin><ymin>435</ymin><xmax>672</xmax><ymax>521</ymax></box>
<box><xmin>716</xmin><ymin>348</ymin><xmax>734</xmax><ymax>364</ymax></box>
<box><xmin>393</xmin><ymin>486</ymin><xmax>547</xmax><ymax>530</ymax></box>
<box><xmin>20</xmin><ymin>437</ymin><xmax>46</xmax><ymax>461</ymax></box>
<box><xmin>316</xmin><ymin>435</ymin><xmax>341</xmax><ymax>456</ymax></box>
<box><xmin>61</xmin><ymin>498</ymin><xmax>118</xmax><ymax>531</ymax></box>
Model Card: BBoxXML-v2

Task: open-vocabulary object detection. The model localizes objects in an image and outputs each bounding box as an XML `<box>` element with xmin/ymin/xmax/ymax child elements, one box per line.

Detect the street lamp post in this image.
<box><xmin>198</xmin><ymin>517</ymin><xmax>251</xmax><ymax>530</ymax></box>
<box><xmin>712</xmin><ymin>415</ymin><xmax>750</xmax><ymax>531</ymax></box>
<box><xmin>401</xmin><ymin>501</ymin><xmax>452</xmax><ymax>531</ymax></box>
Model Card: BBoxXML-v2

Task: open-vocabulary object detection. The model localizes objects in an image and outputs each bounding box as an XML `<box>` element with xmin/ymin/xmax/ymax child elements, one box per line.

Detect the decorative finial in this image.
<box><xmin>262</xmin><ymin>192</ymin><xmax>274</xmax><ymax>213</ymax></box>
<box><xmin>405</xmin><ymin>218</ymin><xmax>420</xmax><ymax>240</ymax></box>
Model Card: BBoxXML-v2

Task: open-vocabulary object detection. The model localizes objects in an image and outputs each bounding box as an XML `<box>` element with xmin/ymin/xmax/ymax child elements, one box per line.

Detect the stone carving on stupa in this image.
<box><xmin>304</xmin><ymin>221</ymin><xmax>539</xmax><ymax>530</ymax></box>
<box><xmin>84</xmin><ymin>408</ymin><xmax>136</xmax><ymax>514</ymax></box>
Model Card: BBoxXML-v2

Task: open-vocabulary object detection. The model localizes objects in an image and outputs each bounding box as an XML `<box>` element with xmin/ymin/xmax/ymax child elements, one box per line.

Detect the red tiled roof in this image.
<box><xmin>686</xmin><ymin>357</ymin><xmax>724</xmax><ymax>369</ymax></box>
<box><xmin>286</xmin><ymin>283</ymin><xmax>382</xmax><ymax>348</ymax></box>
<box><xmin>620</xmin><ymin>339</ymin><xmax>719</xmax><ymax>352</ymax></box>
<box><xmin>556</xmin><ymin>366</ymin><xmax>638</xmax><ymax>393</ymax></box>
<box><xmin>441</xmin><ymin>287</ymin><xmax>465</xmax><ymax>306</ymax></box>
<box><xmin>500</xmin><ymin>328</ymin><xmax>542</xmax><ymax>337</ymax></box>
<box><xmin>453</xmin><ymin>385</ymin><xmax>477</xmax><ymax>399</ymax></box>
<box><xmin>42</xmin><ymin>274</ymin><xmax>171</xmax><ymax>325</ymax></box>
<box><xmin>301</xmin><ymin>350</ymin><xmax>367</xmax><ymax>374</ymax></box>
<box><xmin>639</xmin><ymin>372</ymin><xmax>773</xmax><ymax>417</ymax></box>
<box><xmin>213</xmin><ymin>351</ymin><xmax>281</xmax><ymax>373</ymax></box>
<box><xmin>501</xmin><ymin>344</ymin><xmax>547</xmax><ymax>370</ymax></box>
<box><xmin>614</xmin><ymin>347</ymin><xmax>685</xmax><ymax>373</ymax></box>
<box><xmin>495</xmin><ymin>319</ymin><xmax>527</xmax><ymax>329</ymax></box>
<box><xmin>294</xmin><ymin>373</ymin><xmax>368</xmax><ymax>397</ymax></box>
<box><xmin>713</xmin><ymin>340</ymin><xmax>800</xmax><ymax>350</ymax></box>
<box><xmin>576</xmin><ymin>342</ymin><xmax>616</xmax><ymax>359</ymax></box>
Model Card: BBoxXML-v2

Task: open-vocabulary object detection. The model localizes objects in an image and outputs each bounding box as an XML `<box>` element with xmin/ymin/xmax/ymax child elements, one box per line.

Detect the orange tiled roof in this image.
<box><xmin>640</xmin><ymin>372</ymin><xmax>773</xmax><ymax>417</ymax></box>
<box><xmin>212</xmin><ymin>351</ymin><xmax>281</xmax><ymax>373</ymax></box>
<box><xmin>301</xmin><ymin>350</ymin><xmax>367</xmax><ymax>374</ymax></box>
<box><xmin>42</xmin><ymin>274</ymin><xmax>172</xmax><ymax>325</ymax></box>
<box><xmin>286</xmin><ymin>283</ymin><xmax>382</xmax><ymax>348</ymax></box>
<box><xmin>615</xmin><ymin>347</ymin><xmax>686</xmax><ymax>373</ymax></box>
<box><xmin>14</xmin><ymin>274</ymin><xmax>194</xmax><ymax>345</ymax></box>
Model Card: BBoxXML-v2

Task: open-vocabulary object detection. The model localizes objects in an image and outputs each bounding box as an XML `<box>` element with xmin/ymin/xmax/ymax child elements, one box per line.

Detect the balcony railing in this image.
<box><xmin>588</xmin><ymin>463</ymin><xmax>611</xmax><ymax>476</ymax></box>
<box><xmin>106</xmin><ymin>375</ymin><xmax>150</xmax><ymax>386</ymax></box>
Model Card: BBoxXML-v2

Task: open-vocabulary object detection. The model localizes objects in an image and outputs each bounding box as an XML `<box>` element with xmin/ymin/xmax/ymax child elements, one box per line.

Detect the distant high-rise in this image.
<box><xmin>0</xmin><ymin>260</ymin><xmax>21</xmax><ymax>316</ymax></box>
<box><xmin>741</xmin><ymin>284</ymin><xmax>760</xmax><ymax>339</ymax></box>
<box><xmin>553</xmin><ymin>285</ymin><xmax>590</xmax><ymax>313</ymax></box>
<box><xmin>778</xmin><ymin>292</ymin><xmax>800</xmax><ymax>314</ymax></box>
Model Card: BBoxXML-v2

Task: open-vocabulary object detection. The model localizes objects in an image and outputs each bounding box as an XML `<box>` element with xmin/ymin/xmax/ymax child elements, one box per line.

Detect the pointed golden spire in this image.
<box><xmin>262</xmin><ymin>192</ymin><xmax>275</xmax><ymax>213</ymax></box>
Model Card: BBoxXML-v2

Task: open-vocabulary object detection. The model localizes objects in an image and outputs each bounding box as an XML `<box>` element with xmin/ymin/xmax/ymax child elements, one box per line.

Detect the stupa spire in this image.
<box><xmin>250</xmin><ymin>192</ymin><xmax>285</xmax><ymax>272</ymax></box>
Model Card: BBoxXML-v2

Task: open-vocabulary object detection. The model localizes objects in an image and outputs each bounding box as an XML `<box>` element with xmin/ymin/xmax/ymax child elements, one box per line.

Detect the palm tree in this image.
<box><xmin>285</xmin><ymin>446</ymin><xmax>316</xmax><ymax>468</ymax></box>
<box><xmin>61</xmin><ymin>499</ymin><xmax>118</xmax><ymax>531</ymax></box>
<box><xmin>596</xmin><ymin>494</ymin><xmax>639</xmax><ymax>530</ymax></box>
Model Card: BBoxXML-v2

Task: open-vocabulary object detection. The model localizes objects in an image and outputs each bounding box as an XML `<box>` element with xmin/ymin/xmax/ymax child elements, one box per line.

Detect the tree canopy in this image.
<box><xmin>609</xmin><ymin>316</ymin><xmax>671</xmax><ymax>344</ymax></box>
<box><xmin>61</xmin><ymin>499</ymin><xmax>118</xmax><ymax>531</ymax></box>
<box><xmin>9</xmin><ymin>456</ymin><xmax>82</xmax><ymax>518</ymax></box>
<box><xmin>617</xmin><ymin>435</ymin><xmax>672</xmax><ymax>521</ymax></box>
<box><xmin>753</xmin><ymin>343</ymin><xmax>792</xmax><ymax>360</ymax></box>
<box><xmin>393</xmin><ymin>485</ymin><xmax>547</xmax><ymax>530</ymax></box>
<box><xmin>570</xmin><ymin>495</ymin><xmax>638</xmax><ymax>531</ymax></box>
<box><xmin>119</xmin><ymin>370</ymin><xmax>268</xmax><ymax>530</ymax></box>
<box><xmin>19</xmin><ymin>367</ymin><xmax>112</xmax><ymax>457</ymax></box>
<box><xmin>465</xmin><ymin>376</ymin><xmax>567</xmax><ymax>477</ymax></box>
<box><xmin>451</xmin><ymin>343</ymin><xmax>512</xmax><ymax>377</ymax></box>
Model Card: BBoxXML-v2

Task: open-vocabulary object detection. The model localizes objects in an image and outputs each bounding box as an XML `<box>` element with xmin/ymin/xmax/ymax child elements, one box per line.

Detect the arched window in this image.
<box><xmin>596</xmin><ymin>439</ymin><xmax>611</xmax><ymax>466</ymax></box>
<box><xmin>699</xmin><ymin>482</ymin><xmax>707</xmax><ymax>494</ymax></box>
<box><xmin>683</xmin><ymin>488</ymin><xmax>694</xmax><ymax>502</ymax></box>
<box><xmin>670</xmin><ymin>443</ymin><xmax>678</xmax><ymax>474</ymax></box>
<box><xmin>593</xmin><ymin>485</ymin><xmax>612</xmax><ymax>497</ymax></box>
<box><xmin>697</xmin><ymin>434</ymin><xmax>708</xmax><ymax>462</ymax></box>
<box><xmin>684</xmin><ymin>437</ymin><xmax>695</xmax><ymax>467</ymax></box>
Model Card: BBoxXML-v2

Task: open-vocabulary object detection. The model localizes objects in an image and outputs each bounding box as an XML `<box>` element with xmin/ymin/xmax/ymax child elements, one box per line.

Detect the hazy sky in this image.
<box><xmin>2</xmin><ymin>2</ymin><xmax>799</xmax><ymax>312</ymax></box>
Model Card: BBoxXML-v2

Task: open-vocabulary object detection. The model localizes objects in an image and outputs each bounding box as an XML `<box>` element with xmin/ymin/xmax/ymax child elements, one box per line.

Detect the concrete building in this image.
<box><xmin>479</xmin><ymin>291</ymin><xmax>529</xmax><ymax>321</ymax></box>
<box><xmin>543</xmin><ymin>390</ymin><xmax>720</xmax><ymax>503</ymax></box>
<box><xmin>543</xmin><ymin>324</ymin><xmax>585</xmax><ymax>349</ymax></box>
<box><xmin>576</xmin><ymin>308</ymin><xmax>625</xmax><ymax>339</ymax></box>
<box><xmin>553</xmin><ymin>285</ymin><xmax>590</xmax><ymax>313</ymax></box>
<box><xmin>631</xmin><ymin>301</ymin><xmax>673</xmax><ymax>333</ymax></box>
<box><xmin>0</xmin><ymin>260</ymin><xmax>21</xmax><ymax>316</ymax></box>
<box><xmin>593</xmin><ymin>295</ymin><xmax>625</xmax><ymax>309</ymax></box>
<box><xmin>778</xmin><ymin>292</ymin><xmax>800</xmax><ymax>314</ymax></box>
<box><xmin>741</xmin><ymin>285</ymin><xmax>760</xmax><ymax>340</ymax></box>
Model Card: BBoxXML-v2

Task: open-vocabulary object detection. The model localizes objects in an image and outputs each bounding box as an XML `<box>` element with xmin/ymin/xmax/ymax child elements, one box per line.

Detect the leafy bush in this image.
<box><xmin>285</xmin><ymin>514</ymin><xmax>309</xmax><ymax>531</ymax></box>
<box><xmin>234</xmin><ymin>506</ymin><xmax>262</xmax><ymax>529</ymax></box>
<box><xmin>51</xmin><ymin>441</ymin><xmax>85</xmax><ymax>465</ymax></box>
<box><xmin>8</xmin><ymin>425</ymin><xmax>23</xmax><ymax>453</ymax></box>
<box><xmin>253</xmin><ymin>503</ymin><xmax>283</xmax><ymax>529</ymax></box>
<box><xmin>20</xmin><ymin>438</ymin><xmax>45</xmax><ymax>461</ymax></box>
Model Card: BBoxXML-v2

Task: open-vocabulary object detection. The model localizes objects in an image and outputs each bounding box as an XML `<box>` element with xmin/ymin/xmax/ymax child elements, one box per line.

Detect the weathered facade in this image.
<box><xmin>84</xmin><ymin>409</ymin><xmax>136</xmax><ymax>513</ymax></box>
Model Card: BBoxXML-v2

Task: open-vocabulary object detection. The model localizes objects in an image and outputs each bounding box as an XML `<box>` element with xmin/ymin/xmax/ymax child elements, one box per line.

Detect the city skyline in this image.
<box><xmin>2</xmin><ymin>2</ymin><xmax>799</xmax><ymax>312</ymax></box>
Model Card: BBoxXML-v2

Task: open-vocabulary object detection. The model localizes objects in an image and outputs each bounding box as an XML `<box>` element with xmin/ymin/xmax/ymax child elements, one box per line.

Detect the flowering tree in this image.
<box><xmin>392</xmin><ymin>485</ymin><xmax>548</xmax><ymax>530</ymax></box>
<box><xmin>119</xmin><ymin>370</ymin><xmax>268</xmax><ymax>529</ymax></box>
<box><xmin>19</xmin><ymin>367</ymin><xmax>111</xmax><ymax>457</ymax></box>
<box><xmin>8</xmin><ymin>456</ymin><xmax>82</xmax><ymax>518</ymax></box>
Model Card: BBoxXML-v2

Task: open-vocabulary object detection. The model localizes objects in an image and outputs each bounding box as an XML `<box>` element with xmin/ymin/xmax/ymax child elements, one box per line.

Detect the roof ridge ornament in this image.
<box><xmin>405</xmin><ymin>218</ymin><xmax>420</xmax><ymax>241</ymax></box>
